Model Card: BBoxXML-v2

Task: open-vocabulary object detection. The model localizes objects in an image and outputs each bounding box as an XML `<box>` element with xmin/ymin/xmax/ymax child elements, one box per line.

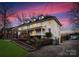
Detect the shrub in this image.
<box><xmin>45</xmin><ymin>32</ymin><xmax>52</xmax><ymax>38</ymax></box>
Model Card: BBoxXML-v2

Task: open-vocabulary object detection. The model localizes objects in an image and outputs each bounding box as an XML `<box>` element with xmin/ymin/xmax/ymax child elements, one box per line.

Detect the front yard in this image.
<box><xmin>0</xmin><ymin>39</ymin><xmax>28</xmax><ymax>57</ymax></box>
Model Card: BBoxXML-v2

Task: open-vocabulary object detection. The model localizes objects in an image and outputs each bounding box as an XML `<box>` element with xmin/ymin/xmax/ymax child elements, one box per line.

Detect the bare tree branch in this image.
<box><xmin>68</xmin><ymin>3</ymin><xmax>79</xmax><ymax>30</ymax></box>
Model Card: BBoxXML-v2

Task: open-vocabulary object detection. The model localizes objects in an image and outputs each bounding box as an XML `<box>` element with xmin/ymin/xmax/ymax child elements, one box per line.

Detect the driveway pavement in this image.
<box><xmin>26</xmin><ymin>40</ymin><xmax>79</xmax><ymax>57</ymax></box>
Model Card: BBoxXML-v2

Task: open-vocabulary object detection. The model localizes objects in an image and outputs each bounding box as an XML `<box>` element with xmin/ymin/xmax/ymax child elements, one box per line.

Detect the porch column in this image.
<box><xmin>41</xmin><ymin>28</ymin><xmax>43</xmax><ymax>39</ymax></box>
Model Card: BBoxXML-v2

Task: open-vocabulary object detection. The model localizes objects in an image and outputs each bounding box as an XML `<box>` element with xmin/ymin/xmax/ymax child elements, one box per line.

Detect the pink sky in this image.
<box><xmin>7</xmin><ymin>2</ymin><xmax>75</xmax><ymax>28</ymax></box>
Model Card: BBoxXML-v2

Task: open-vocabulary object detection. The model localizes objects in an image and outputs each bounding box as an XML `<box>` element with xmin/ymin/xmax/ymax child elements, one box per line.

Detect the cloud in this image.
<box><xmin>8</xmin><ymin>2</ymin><xmax>74</xmax><ymax>18</ymax></box>
<box><xmin>6</xmin><ymin>2</ymin><xmax>75</xmax><ymax>30</ymax></box>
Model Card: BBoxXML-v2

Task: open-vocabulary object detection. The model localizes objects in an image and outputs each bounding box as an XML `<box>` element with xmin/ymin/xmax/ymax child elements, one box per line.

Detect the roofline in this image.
<box><xmin>18</xmin><ymin>15</ymin><xmax>62</xmax><ymax>27</ymax></box>
<box><xmin>6</xmin><ymin>15</ymin><xmax>62</xmax><ymax>29</ymax></box>
<box><xmin>45</xmin><ymin>15</ymin><xmax>62</xmax><ymax>26</ymax></box>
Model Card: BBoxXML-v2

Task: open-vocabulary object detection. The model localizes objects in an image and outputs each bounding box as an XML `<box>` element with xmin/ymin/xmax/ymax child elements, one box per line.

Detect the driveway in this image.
<box><xmin>26</xmin><ymin>40</ymin><xmax>79</xmax><ymax>57</ymax></box>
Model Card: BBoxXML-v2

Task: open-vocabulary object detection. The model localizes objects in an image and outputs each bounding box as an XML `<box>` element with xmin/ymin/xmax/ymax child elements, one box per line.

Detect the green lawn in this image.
<box><xmin>0</xmin><ymin>39</ymin><xmax>28</xmax><ymax>57</ymax></box>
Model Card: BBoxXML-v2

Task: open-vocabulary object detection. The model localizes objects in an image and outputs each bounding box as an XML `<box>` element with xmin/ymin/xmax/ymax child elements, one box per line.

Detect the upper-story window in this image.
<box><xmin>39</xmin><ymin>15</ymin><xmax>44</xmax><ymax>20</ymax></box>
<box><xmin>18</xmin><ymin>28</ymin><xmax>22</xmax><ymax>30</ymax></box>
<box><xmin>48</xmin><ymin>20</ymin><xmax>52</xmax><ymax>25</ymax></box>
<box><xmin>48</xmin><ymin>28</ymin><xmax>51</xmax><ymax>32</ymax></box>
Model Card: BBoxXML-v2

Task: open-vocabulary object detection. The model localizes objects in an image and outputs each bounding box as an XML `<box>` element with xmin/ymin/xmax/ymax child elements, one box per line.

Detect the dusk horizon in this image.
<box><xmin>0</xmin><ymin>2</ymin><xmax>79</xmax><ymax>32</ymax></box>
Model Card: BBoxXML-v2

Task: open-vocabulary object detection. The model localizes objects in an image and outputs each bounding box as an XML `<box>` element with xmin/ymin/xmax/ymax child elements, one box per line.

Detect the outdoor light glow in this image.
<box><xmin>18</xmin><ymin>28</ymin><xmax>22</xmax><ymax>30</ymax></box>
<box><xmin>27</xmin><ymin>21</ymin><xmax>30</xmax><ymax>23</ymax></box>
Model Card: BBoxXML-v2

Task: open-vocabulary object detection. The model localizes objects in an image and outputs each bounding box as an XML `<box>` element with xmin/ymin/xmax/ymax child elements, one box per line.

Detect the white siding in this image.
<box><xmin>17</xmin><ymin>19</ymin><xmax>61</xmax><ymax>43</ymax></box>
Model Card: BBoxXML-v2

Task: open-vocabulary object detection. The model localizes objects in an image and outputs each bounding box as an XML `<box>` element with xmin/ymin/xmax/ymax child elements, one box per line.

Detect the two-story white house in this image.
<box><xmin>17</xmin><ymin>15</ymin><xmax>62</xmax><ymax>44</ymax></box>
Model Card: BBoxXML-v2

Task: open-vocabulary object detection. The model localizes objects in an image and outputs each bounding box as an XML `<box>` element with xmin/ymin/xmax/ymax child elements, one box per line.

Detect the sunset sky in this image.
<box><xmin>0</xmin><ymin>2</ymin><xmax>78</xmax><ymax>31</ymax></box>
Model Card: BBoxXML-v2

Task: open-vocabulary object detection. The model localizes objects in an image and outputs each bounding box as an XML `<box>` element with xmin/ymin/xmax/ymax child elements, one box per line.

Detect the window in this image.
<box><xmin>43</xmin><ymin>28</ymin><xmax>45</xmax><ymax>31</ymax></box>
<box><xmin>48</xmin><ymin>20</ymin><xmax>52</xmax><ymax>25</ymax></box>
<box><xmin>36</xmin><ymin>28</ymin><xmax>41</xmax><ymax>33</ymax></box>
<box><xmin>48</xmin><ymin>28</ymin><xmax>51</xmax><ymax>32</ymax></box>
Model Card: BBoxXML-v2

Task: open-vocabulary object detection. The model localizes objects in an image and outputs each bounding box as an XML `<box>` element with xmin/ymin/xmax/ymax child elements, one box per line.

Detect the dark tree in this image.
<box><xmin>45</xmin><ymin>32</ymin><xmax>52</xmax><ymax>38</ymax></box>
<box><xmin>16</xmin><ymin>12</ymin><xmax>32</xmax><ymax>24</ymax></box>
<box><xmin>0</xmin><ymin>4</ymin><xmax>14</xmax><ymax>28</ymax></box>
<box><xmin>68</xmin><ymin>3</ymin><xmax>79</xmax><ymax>31</ymax></box>
<box><xmin>0</xmin><ymin>3</ymin><xmax>15</xmax><ymax>39</ymax></box>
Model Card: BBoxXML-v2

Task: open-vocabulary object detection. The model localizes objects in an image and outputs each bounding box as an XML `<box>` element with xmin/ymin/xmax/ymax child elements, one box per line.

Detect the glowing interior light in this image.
<box><xmin>18</xmin><ymin>28</ymin><xmax>22</xmax><ymax>30</ymax></box>
<box><xmin>33</xmin><ymin>19</ymin><xmax>36</xmax><ymax>21</ymax></box>
<box><xmin>27</xmin><ymin>21</ymin><xmax>30</xmax><ymax>23</ymax></box>
<box><xmin>39</xmin><ymin>16</ymin><xmax>44</xmax><ymax>20</ymax></box>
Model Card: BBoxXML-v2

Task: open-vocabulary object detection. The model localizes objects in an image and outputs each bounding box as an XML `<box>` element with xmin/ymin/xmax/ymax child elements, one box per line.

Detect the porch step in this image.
<box><xmin>14</xmin><ymin>40</ymin><xmax>36</xmax><ymax>52</ymax></box>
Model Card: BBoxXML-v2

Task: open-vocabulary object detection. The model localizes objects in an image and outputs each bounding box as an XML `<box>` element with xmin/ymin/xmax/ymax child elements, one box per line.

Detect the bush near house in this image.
<box><xmin>25</xmin><ymin>37</ymin><xmax>52</xmax><ymax>48</ymax></box>
<box><xmin>17</xmin><ymin>31</ymin><xmax>53</xmax><ymax>48</ymax></box>
<box><xmin>45</xmin><ymin>32</ymin><xmax>52</xmax><ymax>38</ymax></box>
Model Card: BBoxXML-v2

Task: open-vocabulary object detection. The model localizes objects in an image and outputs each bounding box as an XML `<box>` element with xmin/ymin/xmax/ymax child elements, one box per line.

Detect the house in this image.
<box><xmin>17</xmin><ymin>15</ymin><xmax>62</xmax><ymax>44</ymax></box>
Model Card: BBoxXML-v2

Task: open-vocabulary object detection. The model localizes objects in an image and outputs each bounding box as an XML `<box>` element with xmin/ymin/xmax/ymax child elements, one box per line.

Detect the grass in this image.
<box><xmin>0</xmin><ymin>39</ymin><xmax>28</xmax><ymax>57</ymax></box>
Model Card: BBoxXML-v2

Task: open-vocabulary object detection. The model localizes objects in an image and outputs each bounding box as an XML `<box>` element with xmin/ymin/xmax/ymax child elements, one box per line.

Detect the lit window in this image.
<box><xmin>18</xmin><ymin>28</ymin><xmax>22</xmax><ymax>30</ymax></box>
<box><xmin>27</xmin><ymin>21</ymin><xmax>30</xmax><ymax>23</ymax></box>
<box><xmin>33</xmin><ymin>19</ymin><xmax>36</xmax><ymax>21</ymax></box>
<box><xmin>48</xmin><ymin>20</ymin><xmax>52</xmax><ymax>25</ymax></box>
